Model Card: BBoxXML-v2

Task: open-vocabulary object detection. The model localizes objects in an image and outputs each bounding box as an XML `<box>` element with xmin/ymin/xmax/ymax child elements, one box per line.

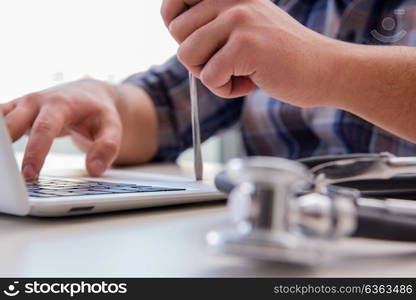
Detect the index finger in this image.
<box><xmin>161</xmin><ymin>0</ymin><xmax>202</xmax><ymax>26</ymax></box>
<box><xmin>22</xmin><ymin>106</ymin><xmax>66</xmax><ymax>180</ymax></box>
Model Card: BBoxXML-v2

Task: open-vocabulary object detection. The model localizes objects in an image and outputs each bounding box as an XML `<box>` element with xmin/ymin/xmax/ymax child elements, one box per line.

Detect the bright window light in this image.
<box><xmin>0</xmin><ymin>0</ymin><xmax>177</xmax><ymax>101</ymax></box>
<box><xmin>0</xmin><ymin>1</ymin><xmax>224</xmax><ymax>162</ymax></box>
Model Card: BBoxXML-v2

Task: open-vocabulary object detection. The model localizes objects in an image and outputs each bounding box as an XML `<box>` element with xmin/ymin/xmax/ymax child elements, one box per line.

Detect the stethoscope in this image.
<box><xmin>208</xmin><ymin>153</ymin><xmax>416</xmax><ymax>265</ymax></box>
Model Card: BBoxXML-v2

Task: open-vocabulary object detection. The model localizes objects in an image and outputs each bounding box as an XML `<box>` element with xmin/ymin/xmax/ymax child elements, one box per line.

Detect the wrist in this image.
<box><xmin>111</xmin><ymin>83</ymin><xmax>159</xmax><ymax>164</ymax></box>
<box><xmin>282</xmin><ymin>34</ymin><xmax>349</xmax><ymax>108</ymax></box>
<box><xmin>317</xmin><ymin>40</ymin><xmax>386</xmax><ymax>111</ymax></box>
<box><xmin>309</xmin><ymin>37</ymin><xmax>352</xmax><ymax>108</ymax></box>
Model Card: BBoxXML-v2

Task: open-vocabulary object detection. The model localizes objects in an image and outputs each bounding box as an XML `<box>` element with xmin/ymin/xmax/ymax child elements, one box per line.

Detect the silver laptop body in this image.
<box><xmin>0</xmin><ymin>114</ymin><xmax>225</xmax><ymax>217</ymax></box>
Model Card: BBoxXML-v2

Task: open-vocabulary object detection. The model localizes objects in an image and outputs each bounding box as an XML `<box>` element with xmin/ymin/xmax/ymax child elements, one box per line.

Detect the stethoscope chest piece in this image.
<box><xmin>206</xmin><ymin>156</ymin><xmax>358</xmax><ymax>266</ymax></box>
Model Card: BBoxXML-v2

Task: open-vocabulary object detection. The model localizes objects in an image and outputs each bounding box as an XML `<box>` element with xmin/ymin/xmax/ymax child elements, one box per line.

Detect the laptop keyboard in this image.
<box><xmin>27</xmin><ymin>177</ymin><xmax>185</xmax><ymax>198</ymax></box>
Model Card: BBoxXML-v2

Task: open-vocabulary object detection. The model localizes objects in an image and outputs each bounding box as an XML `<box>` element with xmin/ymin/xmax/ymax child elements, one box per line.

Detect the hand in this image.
<box><xmin>161</xmin><ymin>0</ymin><xmax>339</xmax><ymax>106</ymax></box>
<box><xmin>0</xmin><ymin>79</ymin><xmax>123</xmax><ymax>180</ymax></box>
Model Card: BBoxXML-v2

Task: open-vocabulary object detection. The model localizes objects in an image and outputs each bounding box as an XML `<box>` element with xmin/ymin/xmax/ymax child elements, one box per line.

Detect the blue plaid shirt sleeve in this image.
<box><xmin>123</xmin><ymin>56</ymin><xmax>244</xmax><ymax>162</ymax></box>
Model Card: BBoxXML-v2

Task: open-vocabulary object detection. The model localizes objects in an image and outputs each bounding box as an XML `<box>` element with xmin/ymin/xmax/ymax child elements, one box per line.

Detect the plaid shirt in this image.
<box><xmin>124</xmin><ymin>0</ymin><xmax>416</xmax><ymax>161</ymax></box>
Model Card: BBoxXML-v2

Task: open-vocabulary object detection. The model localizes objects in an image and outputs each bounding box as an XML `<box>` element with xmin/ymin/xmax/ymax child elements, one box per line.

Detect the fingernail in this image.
<box><xmin>91</xmin><ymin>159</ymin><xmax>105</xmax><ymax>175</ymax></box>
<box><xmin>23</xmin><ymin>164</ymin><xmax>36</xmax><ymax>181</ymax></box>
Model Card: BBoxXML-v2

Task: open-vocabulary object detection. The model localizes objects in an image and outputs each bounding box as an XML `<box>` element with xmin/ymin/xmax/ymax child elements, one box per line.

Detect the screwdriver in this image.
<box><xmin>189</xmin><ymin>72</ymin><xmax>203</xmax><ymax>181</ymax></box>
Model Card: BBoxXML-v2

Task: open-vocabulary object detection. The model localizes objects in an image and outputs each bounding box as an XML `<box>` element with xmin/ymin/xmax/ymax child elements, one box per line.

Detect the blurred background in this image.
<box><xmin>0</xmin><ymin>0</ymin><xmax>241</xmax><ymax>164</ymax></box>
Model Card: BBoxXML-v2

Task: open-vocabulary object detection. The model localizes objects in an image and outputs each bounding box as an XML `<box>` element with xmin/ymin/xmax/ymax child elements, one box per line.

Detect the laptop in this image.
<box><xmin>0</xmin><ymin>114</ymin><xmax>225</xmax><ymax>217</ymax></box>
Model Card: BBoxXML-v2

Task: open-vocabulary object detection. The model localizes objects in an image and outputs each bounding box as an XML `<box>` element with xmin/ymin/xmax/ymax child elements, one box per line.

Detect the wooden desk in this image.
<box><xmin>1</xmin><ymin>154</ymin><xmax>416</xmax><ymax>277</ymax></box>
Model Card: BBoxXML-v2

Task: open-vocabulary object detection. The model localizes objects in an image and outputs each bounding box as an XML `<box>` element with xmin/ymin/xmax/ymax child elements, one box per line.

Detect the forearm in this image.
<box><xmin>326</xmin><ymin>42</ymin><xmax>416</xmax><ymax>142</ymax></box>
<box><xmin>112</xmin><ymin>83</ymin><xmax>158</xmax><ymax>164</ymax></box>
